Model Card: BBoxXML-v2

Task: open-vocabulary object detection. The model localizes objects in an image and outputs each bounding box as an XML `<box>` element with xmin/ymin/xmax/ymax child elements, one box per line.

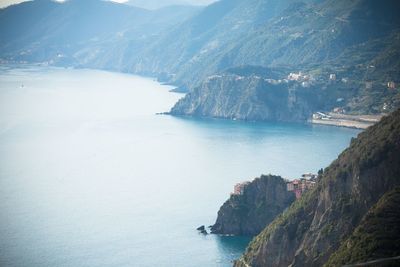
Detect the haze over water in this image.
<box><xmin>0</xmin><ymin>66</ymin><xmax>359</xmax><ymax>267</ymax></box>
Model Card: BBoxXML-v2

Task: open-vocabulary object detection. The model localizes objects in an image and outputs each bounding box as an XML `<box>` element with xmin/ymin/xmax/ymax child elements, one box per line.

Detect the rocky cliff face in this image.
<box><xmin>234</xmin><ymin>108</ymin><xmax>400</xmax><ymax>267</ymax></box>
<box><xmin>211</xmin><ymin>175</ymin><xmax>295</xmax><ymax>236</ymax></box>
<box><xmin>325</xmin><ymin>186</ymin><xmax>400</xmax><ymax>266</ymax></box>
<box><xmin>170</xmin><ymin>74</ymin><xmax>323</xmax><ymax>122</ymax></box>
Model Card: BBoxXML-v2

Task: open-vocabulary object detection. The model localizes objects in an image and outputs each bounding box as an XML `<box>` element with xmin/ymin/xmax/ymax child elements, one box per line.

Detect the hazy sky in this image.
<box><xmin>0</xmin><ymin>0</ymin><xmax>216</xmax><ymax>8</ymax></box>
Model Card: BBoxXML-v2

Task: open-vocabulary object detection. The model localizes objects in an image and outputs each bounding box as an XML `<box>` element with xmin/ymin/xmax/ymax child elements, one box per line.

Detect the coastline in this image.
<box><xmin>311</xmin><ymin>118</ymin><xmax>373</xmax><ymax>129</ymax></box>
<box><xmin>311</xmin><ymin>113</ymin><xmax>384</xmax><ymax>130</ymax></box>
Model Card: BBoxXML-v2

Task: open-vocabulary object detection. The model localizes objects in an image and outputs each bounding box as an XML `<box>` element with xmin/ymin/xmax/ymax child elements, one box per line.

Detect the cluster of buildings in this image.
<box><xmin>288</xmin><ymin>71</ymin><xmax>397</xmax><ymax>90</ymax></box>
<box><xmin>286</xmin><ymin>173</ymin><xmax>318</xmax><ymax>199</ymax></box>
<box><xmin>287</xmin><ymin>72</ymin><xmax>319</xmax><ymax>82</ymax></box>
<box><xmin>332</xmin><ymin>107</ymin><xmax>346</xmax><ymax>114</ymax></box>
<box><xmin>215</xmin><ymin>72</ymin><xmax>397</xmax><ymax>92</ymax></box>
<box><xmin>287</xmin><ymin>72</ymin><xmax>315</xmax><ymax>87</ymax></box>
<box><xmin>231</xmin><ymin>173</ymin><xmax>318</xmax><ymax>199</ymax></box>
<box><xmin>287</xmin><ymin>72</ymin><xmax>307</xmax><ymax>81</ymax></box>
<box><xmin>286</xmin><ymin>72</ymin><xmax>343</xmax><ymax>87</ymax></box>
<box><xmin>287</xmin><ymin>72</ymin><xmax>338</xmax><ymax>83</ymax></box>
<box><xmin>231</xmin><ymin>181</ymin><xmax>251</xmax><ymax>195</ymax></box>
<box><xmin>312</xmin><ymin>112</ymin><xmax>331</xmax><ymax>120</ymax></box>
<box><xmin>366</xmin><ymin>81</ymin><xmax>396</xmax><ymax>90</ymax></box>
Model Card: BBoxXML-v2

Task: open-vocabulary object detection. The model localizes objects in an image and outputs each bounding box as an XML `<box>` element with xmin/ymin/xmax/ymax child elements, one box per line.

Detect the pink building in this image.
<box><xmin>292</xmin><ymin>179</ymin><xmax>300</xmax><ymax>191</ymax></box>
<box><xmin>287</xmin><ymin>182</ymin><xmax>294</xmax><ymax>191</ymax></box>
<box><xmin>232</xmin><ymin>181</ymin><xmax>250</xmax><ymax>195</ymax></box>
<box><xmin>388</xmin><ymin>81</ymin><xmax>396</xmax><ymax>89</ymax></box>
<box><xmin>286</xmin><ymin>174</ymin><xmax>317</xmax><ymax>199</ymax></box>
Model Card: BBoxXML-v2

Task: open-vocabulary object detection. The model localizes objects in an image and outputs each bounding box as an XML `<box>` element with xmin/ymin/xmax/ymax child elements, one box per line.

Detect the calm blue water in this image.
<box><xmin>0</xmin><ymin>65</ymin><xmax>359</xmax><ymax>267</ymax></box>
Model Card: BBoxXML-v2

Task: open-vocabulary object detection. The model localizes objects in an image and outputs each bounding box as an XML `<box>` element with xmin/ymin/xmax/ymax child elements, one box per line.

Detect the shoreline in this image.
<box><xmin>165</xmin><ymin>112</ymin><xmax>382</xmax><ymax>130</ymax></box>
<box><xmin>310</xmin><ymin>118</ymin><xmax>381</xmax><ymax>130</ymax></box>
<box><xmin>311</xmin><ymin>118</ymin><xmax>372</xmax><ymax>129</ymax></box>
<box><xmin>163</xmin><ymin>113</ymin><xmax>377</xmax><ymax>130</ymax></box>
<box><xmin>311</xmin><ymin>113</ymin><xmax>384</xmax><ymax>130</ymax></box>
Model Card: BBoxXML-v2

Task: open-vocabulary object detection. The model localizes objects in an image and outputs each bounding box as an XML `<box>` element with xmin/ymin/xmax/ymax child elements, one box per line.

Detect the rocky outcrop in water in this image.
<box><xmin>234</xmin><ymin>108</ymin><xmax>400</xmax><ymax>267</ymax></box>
<box><xmin>211</xmin><ymin>175</ymin><xmax>295</xmax><ymax>236</ymax></box>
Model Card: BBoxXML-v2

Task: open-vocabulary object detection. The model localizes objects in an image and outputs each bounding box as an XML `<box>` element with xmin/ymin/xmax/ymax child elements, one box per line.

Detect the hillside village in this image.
<box><xmin>232</xmin><ymin>173</ymin><xmax>318</xmax><ymax>199</ymax></box>
<box><xmin>206</xmin><ymin>68</ymin><xmax>395</xmax><ymax>129</ymax></box>
<box><xmin>275</xmin><ymin>69</ymin><xmax>395</xmax><ymax>128</ymax></box>
<box><xmin>285</xmin><ymin>70</ymin><xmax>397</xmax><ymax>117</ymax></box>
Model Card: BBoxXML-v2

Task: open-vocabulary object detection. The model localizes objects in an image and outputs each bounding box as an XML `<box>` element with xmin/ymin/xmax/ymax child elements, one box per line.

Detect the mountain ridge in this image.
<box><xmin>1</xmin><ymin>0</ymin><xmax>399</xmax><ymax>117</ymax></box>
<box><xmin>168</xmin><ymin>0</ymin><xmax>400</xmax><ymax>116</ymax></box>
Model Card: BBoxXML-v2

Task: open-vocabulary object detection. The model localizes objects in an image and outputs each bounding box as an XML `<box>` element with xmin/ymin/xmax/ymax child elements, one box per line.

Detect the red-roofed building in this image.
<box><xmin>286</xmin><ymin>174</ymin><xmax>317</xmax><ymax>199</ymax></box>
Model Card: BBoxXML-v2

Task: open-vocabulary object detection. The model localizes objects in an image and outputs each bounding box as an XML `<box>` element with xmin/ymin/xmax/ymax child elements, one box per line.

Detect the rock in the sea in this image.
<box><xmin>211</xmin><ymin>175</ymin><xmax>295</xmax><ymax>236</ymax></box>
<box><xmin>196</xmin><ymin>225</ymin><xmax>205</xmax><ymax>231</ymax></box>
<box><xmin>196</xmin><ymin>225</ymin><xmax>208</xmax><ymax>234</ymax></box>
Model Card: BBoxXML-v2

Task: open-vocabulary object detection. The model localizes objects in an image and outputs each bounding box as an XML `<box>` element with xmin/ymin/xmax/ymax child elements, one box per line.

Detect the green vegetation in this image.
<box><xmin>325</xmin><ymin>187</ymin><xmax>400</xmax><ymax>266</ymax></box>
<box><xmin>235</xmin><ymin>108</ymin><xmax>400</xmax><ymax>267</ymax></box>
<box><xmin>169</xmin><ymin>0</ymin><xmax>400</xmax><ymax>118</ymax></box>
<box><xmin>2</xmin><ymin>0</ymin><xmax>399</xmax><ymax>115</ymax></box>
<box><xmin>239</xmin><ymin>185</ymin><xmax>319</xmax><ymax>266</ymax></box>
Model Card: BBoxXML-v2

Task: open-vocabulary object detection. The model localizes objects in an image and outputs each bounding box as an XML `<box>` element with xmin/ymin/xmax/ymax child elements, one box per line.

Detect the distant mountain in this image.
<box><xmin>125</xmin><ymin>0</ymin><xmax>214</xmax><ymax>10</ymax></box>
<box><xmin>164</xmin><ymin>0</ymin><xmax>400</xmax><ymax>116</ymax></box>
<box><xmin>1</xmin><ymin>0</ymin><xmax>399</xmax><ymax>117</ymax></box>
<box><xmin>234</xmin><ymin>108</ymin><xmax>400</xmax><ymax>266</ymax></box>
<box><xmin>0</xmin><ymin>0</ymin><xmax>201</xmax><ymax>70</ymax></box>
<box><xmin>132</xmin><ymin>0</ymin><xmax>320</xmax><ymax>86</ymax></box>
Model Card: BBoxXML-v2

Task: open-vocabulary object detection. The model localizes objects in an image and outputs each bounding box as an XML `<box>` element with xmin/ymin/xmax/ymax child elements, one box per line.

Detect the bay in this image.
<box><xmin>0</xmin><ymin>65</ymin><xmax>359</xmax><ymax>267</ymax></box>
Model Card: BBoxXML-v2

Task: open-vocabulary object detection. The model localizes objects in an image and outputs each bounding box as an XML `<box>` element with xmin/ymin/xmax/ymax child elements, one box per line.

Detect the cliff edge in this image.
<box><xmin>170</xmin><ymin>73</ymin><xmax>321</xmax><ymax>123</ymax></box>
<box><xmin>211</xmin><ymin>175</ymin><xmax>295</xmax><ymax>236</ymax></box>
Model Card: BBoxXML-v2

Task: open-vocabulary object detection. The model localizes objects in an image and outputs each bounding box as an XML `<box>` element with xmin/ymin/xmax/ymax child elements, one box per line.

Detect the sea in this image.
<box><xmin>0</xmin><ymin>65</ymin><xmax>360</xmax><ymax>267</ymax></box>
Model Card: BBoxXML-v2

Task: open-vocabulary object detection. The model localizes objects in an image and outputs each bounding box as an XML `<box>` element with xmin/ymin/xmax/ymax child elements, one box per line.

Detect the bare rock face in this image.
<box><xmin>170</xmin><ymin>74</ymin><xmax>318</xmax><ymax>123</ymax></box>
<box><xmin>211</xmin><ymin>175</ymin><xmax>295</xmax><ymax>236</ymax></box>
<box><xmin>235</xmin><ymin>108</ymin><xmax>400</xmax><ymax>267</ymax></box>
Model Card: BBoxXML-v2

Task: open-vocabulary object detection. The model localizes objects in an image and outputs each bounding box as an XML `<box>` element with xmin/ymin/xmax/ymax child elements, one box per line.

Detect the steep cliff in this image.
<box><xmin>211</xmin><ymin>175</ymin><xmax>295</xmax><ymax>236</ymax></box>
<box><xmin>325</xmin><ymin>186</ymin><xmax>400</xmax><ymax>266</ymax></box>
<box><xmin>169</xmin><ymin>68</ymin><xmax>357</xmax><ymax>122</ymax></box>
<box><xmin>234</xmin><ymin>108</ymin><xmax>400</xmax><ymax>267</ymax></box>
<box><xmin>170</xmin><ymin>73</ymin><xmax>325</xmax><ymax>122</ymax></box>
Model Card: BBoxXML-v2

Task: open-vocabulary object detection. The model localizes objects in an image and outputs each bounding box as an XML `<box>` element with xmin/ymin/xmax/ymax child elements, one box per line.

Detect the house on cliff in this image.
<box><xmin>388</xmin><ymin>81</ymin><xmax>396</xmax><ymax>89</ymax></box>
<box><xmin>232</xmin><ymin>181</ymin><xmax>251</xmax><ymax>195</ymax></box>
<box><xmin>286</xmin><ymin>174</ymin><xmax>317</xmax><ymax>199</ymax></box>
